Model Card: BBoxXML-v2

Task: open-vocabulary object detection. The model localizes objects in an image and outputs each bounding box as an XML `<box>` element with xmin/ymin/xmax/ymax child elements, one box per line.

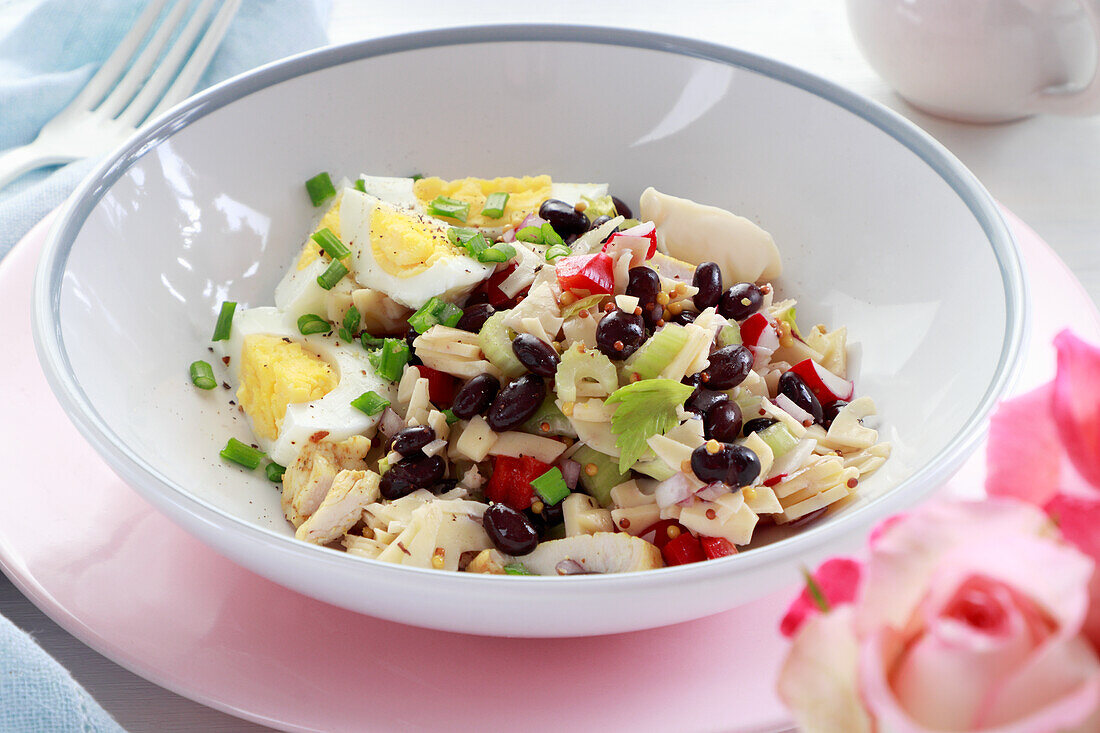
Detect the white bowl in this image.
<box><xmin>33</xmin><ymin>26</ymin><xmax>1026</xmax><ymax>637</ymax></box>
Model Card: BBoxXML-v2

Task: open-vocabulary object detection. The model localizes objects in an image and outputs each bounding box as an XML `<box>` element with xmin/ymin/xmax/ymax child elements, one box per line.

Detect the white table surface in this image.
<box><xmin>3</xmin><ymin>1</ymin><xmax>1100</xmax><ymax>731</ymax></box>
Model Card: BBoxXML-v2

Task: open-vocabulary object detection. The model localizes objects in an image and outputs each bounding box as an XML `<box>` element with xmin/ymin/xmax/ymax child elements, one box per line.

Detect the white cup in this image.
<box><xmin>847</xmin><ymin>0</ymin><xmax>1100</xmax><ymax>122</ymax></box>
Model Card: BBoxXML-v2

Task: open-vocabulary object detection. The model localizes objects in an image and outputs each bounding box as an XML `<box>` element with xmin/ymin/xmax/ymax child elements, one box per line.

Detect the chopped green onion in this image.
<box><xmin>481</xmin><ymin>192</ymin><xmax>509</xmax><ymax>219</ymax></box>
<box><xmin>377</xmin><ymin>338</ymin><xmax>411</xmax><ymax>381</ymax></box>
<box><xmin>266</xmin><ymin>462</ymin><xmax>286</xmax><ymax>482</ymax></box>
<box><xmin>211</xmin><ymin>301</ymin><xmax>236</xmax><ymax>341</ymax></box>
<box><xmin>316</xmin><ymin>259</ymin><xmax>348</xmax><ymax>290</ymax></box>
<box><xmin>540</xmin><ymin>222</ymin><xmax>564</xmax><ymax>246</ymax></box>
<box><xmin>545</xmin><ymin>243</ymin><xmax>572</xmax><ymax>262</ymax></box>
<box><xmin>531</xmin><ymin>467</ymin><xmax>570</xmax><ymax>505</ymax></box>
<box><xmin>343</xmin><ymin>305</ymin><xmax>361</xmax><ymax>334</ymax></box>
<box><xmin>516</xmin><ymin>225</ymin><xmax>544</xmax><ymax>244</ymax></box>
<box><xmin>305</xmin><ymin>171</ymin><xmax>336</xmax><ymax>206</ymax></box>
<box><xmin>351</xmin><ymin>390</ymin><xmax>391</xmax><ymax>416</ymax></box>
<box><xmin>447</xmin><ymin>227</ymin><xmax>480</xmax><ymax>244</ymax></box>
<box><xmin>410</xmin><ymin>173</ymin><xmax>424</xmax><ymax>181</ymax></box>
<box><xmin>311</xmin><ymin>227</ymin><xmax>351</xmax><ymax>260</ymax></box>
<box><xmin>361</xmin><ymin>333</ymin><xmax>385</xmax><ymax>350</ymax></box>
<box><xmin>189</xmin><ymin>360</ymin><xmax>217</xmax><ymax>390</ymax></box>
<box><xmin>442</xmin><ymin>408</ymin><xmax>459</xmax><ymax>424</ymax></box>
<box><xmin>220</xmin><ymin>438</ymin><xmax>266</xmax><ymax>470</ymax></box>
<box><xmin>297</xmin><ymin>313</ymin><xmax>331</xmax><ymax>335</ymax></box>
<box><xmin>409</xmin><ymin>296</ymin><xmax>464</xmax><ymax>334</ymax></box>
<box><xmin>353</xmin><ymin>178</ymin><xmax>367</xmax><ymax>193</ymax></box>
<box><xmin>476</xmin><ymin>243</ymin><xmax>516</xmax><ymax>263</ymax></box>
<box><xmin>503</xmin><ymin>562</ymin><xmax>534</xmax><ymax>576</ymax></box>
<box><xmin>338</xmin><ymin>328</ymin><xmax>354</xmax><ymax>342</ymax></box>
<box><xmin>461</xmin><ymin>232</ymin><xmax>488</xmax><ymax>257</ymax></box>
<box><xmin>378</xmin><ymin>456</ymin><xmax>392</xmax><ymax>475</ymax></box>
<box><xmin>427</xmin><ymin>196</ymin><xmax>471</xmax><ymax>222</ymax></box>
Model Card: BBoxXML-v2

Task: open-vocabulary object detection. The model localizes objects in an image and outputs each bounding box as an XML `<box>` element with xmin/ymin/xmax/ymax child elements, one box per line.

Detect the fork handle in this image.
<box><xmin>0</xmin><ymin>145</ymin><xmax>75</xmax><ymax>192</ymax></box>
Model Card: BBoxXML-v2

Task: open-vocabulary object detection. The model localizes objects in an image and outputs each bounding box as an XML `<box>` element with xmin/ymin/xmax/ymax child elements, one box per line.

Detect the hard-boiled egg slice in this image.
<box><xmin>340</xmin><ymin>189</ymin><xmax>494</xmax><ymax>310</ymax></box>
<box><xmin>214</xmin><ymin>306</ymin><xmax>395</xmax><ymax>466</ymax></box>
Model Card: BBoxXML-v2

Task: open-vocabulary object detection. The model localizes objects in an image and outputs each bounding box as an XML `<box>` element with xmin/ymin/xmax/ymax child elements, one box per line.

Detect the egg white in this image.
<box><xmin>214</xmin><ymin>306</ymin><xmax>395</xmax><ymax>466</ymax></box>
<box><xmin>340</xmin><ymin>188</ymin><xmax>494</xmax><ymax>310</ymax></box>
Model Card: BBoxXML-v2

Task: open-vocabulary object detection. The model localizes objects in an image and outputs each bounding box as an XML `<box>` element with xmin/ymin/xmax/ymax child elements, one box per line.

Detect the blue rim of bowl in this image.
<box><xmin>32</xmin><ymin>25</ymin><xmax>1027</xmax><ymax>588</ymax></box>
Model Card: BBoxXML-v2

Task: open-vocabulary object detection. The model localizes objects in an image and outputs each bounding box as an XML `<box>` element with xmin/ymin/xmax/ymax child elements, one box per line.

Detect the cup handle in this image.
<box><xmin>1028</xmin><ymin>0</ymin><xmax>1100</xmax><ymax>115</ymax></box>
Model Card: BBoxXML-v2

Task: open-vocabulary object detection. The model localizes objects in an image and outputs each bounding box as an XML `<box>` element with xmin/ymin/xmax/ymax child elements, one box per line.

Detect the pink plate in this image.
<box><xmin>1</xmin><ymin>207</ymin><xmax>1096</xmax><ymax>732</ymax></box>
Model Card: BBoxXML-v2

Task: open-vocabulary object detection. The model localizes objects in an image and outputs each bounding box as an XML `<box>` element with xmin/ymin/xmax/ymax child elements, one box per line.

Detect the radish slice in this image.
<box><xmin>789</xmin><ymin>358</ymin><xmax>854</xmax><ymax>402</ymax></box>
<box><xmin>740</xmin><ymin>312</ymin><xmax>779</xmax><ymax>351</ymax></box>
<box><xmin>603</xmin><ymin>221</ymin><xmax>657</xmax><ymax>261</ymax></box>
<box><xmin>775</xmin><ymin>393</ymin><xmax>813</xmax><ymax>424</ymax></box>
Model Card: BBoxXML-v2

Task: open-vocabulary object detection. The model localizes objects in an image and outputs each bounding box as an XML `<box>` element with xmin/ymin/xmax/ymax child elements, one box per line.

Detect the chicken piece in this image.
<box><xmin>295</xmin><ymin>470</ymin><xmax>381</xmax><ymax>545</ymax></box>
<box><xmin>517</xmin><ymin>532</ymin><xmax>664</xmax><ymax>574</ymax></box>
<box><xmin>282</xmin><ymin>435</ymin><xmax>371</xmax><ymax>527</ymax></box>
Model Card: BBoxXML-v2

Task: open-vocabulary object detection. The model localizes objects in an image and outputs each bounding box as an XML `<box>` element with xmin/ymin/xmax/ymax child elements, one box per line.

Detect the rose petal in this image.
<box><xmin>777</xmin><ymin>607</ymin><xmax>874</xmax><ymax>733</ymax></box>
<box><xmin>779</xmin><ymin>557</ymin><xmax>862</xmax><ymax>638</ymax></box>
<box><xmin>986</xmin><ymin>383</ymin><xmax>1065</xmax><ymax>506</ymax></box>
<box><xmin>1046</xmin><ymin>494</ymin><xmax>1100</xmax><ymax>653</ymax></box>
<box><xmin>1052</xmin><ymin>330</ymin><xmax>1100</xmax><ymax>490</ymax></box>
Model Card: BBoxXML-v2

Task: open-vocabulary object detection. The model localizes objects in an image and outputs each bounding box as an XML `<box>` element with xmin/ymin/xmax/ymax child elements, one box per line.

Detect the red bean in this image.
<box><xmin>484</xmin><ymin>503</ymin><xmax>539</xmax><ymax>555</ymax></box>
<box><xmin>452</xmin><ymin>373</ymin><xmax>500</xmax><ymax>420</ymax></box>
<box><xmin>487</xmin><ymin>374</ymin><xmax>546</xmax><ymax>431</ymax></box>
<box><xmin>512</xmin><ymin>333</ymin><xmax>560</xmax><ymax>377</ymax></box>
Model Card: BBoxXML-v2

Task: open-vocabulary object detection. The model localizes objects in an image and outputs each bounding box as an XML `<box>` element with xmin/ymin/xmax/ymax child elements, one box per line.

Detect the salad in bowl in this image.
<box><xmin>196</xmin><ymin>173</ymin><xmax>889</xmax><ymax>576</ymax></box>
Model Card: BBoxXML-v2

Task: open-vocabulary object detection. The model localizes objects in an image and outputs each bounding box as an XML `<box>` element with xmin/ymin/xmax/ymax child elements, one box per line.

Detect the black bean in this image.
<box><xmin>590</xmin><ymin>215</ymin><xmax>612</xmax><ymax>231</ymax></box>
<box><xmin>404</xmin><ymin>327</ymin><xmax>423</xmax><ymax>366</ymax></box>
<box><xmin>526</xmin><ymin>500</ymin><xmax>565</xmax><ymax>538</ymax></box>
<box><xmin>821</xmin><ymin>400</ymin><xmax>848</xmax><ymax>428</ymax></box>
<box><xmin>718</xmin><ymin>282</ymin><xmax>764</xmax><ymax>321</ymax></box>
<box><xmin>595</xmin><ymin>309</ymin><xmax>646</xmax><ymax>361</ymax></box>
<box><xmin>669</xmin><ymin>310</ymin><xmax>696</xmax><ymax>325</ymax></box>
<box><xmin>692</xmin><ymin>262</ymin><xmax>723</xmax><ymax>310</ymax></box>
<box><xmin>690</xmin><ymin>443</ymin><xmax>761</xmax><ymax>487</ymax></box>
<box><xmin>452</xmin><ymin>373</ymin><xmax>500</xmax><ymax>420</ymax></box>
<box><xmin>702</xmin><ymin>344</ymin><xmax>753</xmax><ymax>389</ymax></box>
<box><xmin>456</xmin><ymin>302</ymin><xmax>495</xmax><ymax>332</ymax></box>
<box><xmin>625</xmin><ymin>266</ymin><xmax>661</xmax><ymax>303</ymax></box>
<box><xmin>512</xmin><ymin>333</ymin><xmax>560</xmax><ymax>377</ymax></box>
<box><xmin>705</xmin><ymin>401</ymin><xmax>743</xmax><ymax>442</ymax></box>
<box><xmin>685</xmin><ymin>387</ymin><xmax>728</xmax><ymax>416</ymax></box>
<box><xmin>429</xmin><ymin>479</ymin><xmax>459</xmax><ymax>495</ymax></box>
<box><xmin>539</xmin><ymin>199</ymin><xmax>590</xmax><ymax>237</ymax></box>
<box><xmin>484</xmin><ymin>503</ymin><xmax>539</xmax><ymax>555</ymax></box>
<box><xmin>487</xmin><ymin>374</ymin><xmax>546</xmax><ymax>431</ymax></box>
<box><xmin>611</xmin><ymin>195</ymin><xmax>633</xmax><ymax>219</ymax></box>
<box><xmin>743</xmin><ymin>417</ymin><xmax>777</xmax><ymax>437</ymax></box>
<box><xmin>778</xmin><ymin>371</ymin><xmax>824</xmax><ymax>424</ymax></box>
<box><xmin>682</xmin><ymin>372</ymin><xmax>704</xmax><ymax>388</ymax></box>
<box><xmin>380</xmin><ymin>454</ymin><xmax>446</xmax><ymax>500</ymax></box>
<box><xmin>392</xmin><ymin>425</ymin><xmax>435</xmax><ymax>456</ymax></box>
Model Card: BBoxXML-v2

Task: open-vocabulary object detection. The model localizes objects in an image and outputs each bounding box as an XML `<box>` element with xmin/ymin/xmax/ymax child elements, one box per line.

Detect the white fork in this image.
<box><xmin>0</xmin><ymin>0</ymin><xmax>241</xmax><ymax>191</ymax></box>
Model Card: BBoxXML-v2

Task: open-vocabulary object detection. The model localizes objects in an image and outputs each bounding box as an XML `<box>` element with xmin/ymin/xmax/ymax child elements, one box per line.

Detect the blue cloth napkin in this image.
<box><xmin>0</xmin><ymin>1</ymin><xmax>329</xmax><ymax>730</ymax></box>
<box><xmin>0</xmin><ymin>0</ymin><xmax>331</xmax><ymax>259</ymax></box>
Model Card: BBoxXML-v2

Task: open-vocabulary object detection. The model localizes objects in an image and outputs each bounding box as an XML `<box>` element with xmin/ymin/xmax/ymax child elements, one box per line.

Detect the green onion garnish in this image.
<box><xmin>461</xmin><ymin>232</ymin><xmax>488</xmax><ymax>257</ymax></box>
<box><xmin>427</xmin><ymin>196</ymin><xmax>471</xmax><ymax>222</ymax></box>
<box><xmin>361</xmin><ymin>333</ymin><xmax>385</xmax><ymax>351</ymax></box>
<box><xmin>189</xmin><ymin>360</ymin><xmax>217</xmax><ymax>390</ymax></box>
<box><xmin>377</xmin><ymin>339</ymin><xmax>411</xmax><ymax>382</ymax></box>
<box><xmin>447</xmin><ymin>227</ymin><xmax>479</xmax><ymax>244</ymax></box>
<box><xmin>211</xmin><ymin>301</ymin><xmax>236</xmax><ymax>341</ymax></box>
<box><xmin>305</xmin><ymin>171</ymin><xmax>336</xmax><ymax>206</ymax></box>
<box><xmin>351</xmin><ymin>390</ymin><xmax>391</xmax><ymax>416</ymax></box>
<box><xmin>408</xmin><ymin>296</ymin><xmax>464</xmax><ymax>334</ymax></box>
<box><xmin>410</xmin><ymin>173</ymin><xmax>424</xmax><ymax>181</ymax></box>
<box><xmin>481</xmin><ymin>192</ymin><xmax>509</xmax><ymax>219</ymax></box>
<box><xmin>545</xmin><ymin>243</ymin><xmax>572</xmax><ymax>262</ymax></box>
<box><xmin>503</xmin><ymin>563</ymin><xmax>534</xmax><ymax>576</ymax></box>
<box><xmin>439</xmin><ymin>302</ymin><xmax>463</xmax><ymax>327</ymax></box>
<box><xmin>343</xmin><ymin>305</ymin><xmax>361</xmax><ymax>334</ymax></box>
<box><xmin>516</xmin><ymin>225</ymin><xmax>543</xmax><ymax>244</ymax></box>
<box><xmin>442</xmin><ymin>408</ymin><xmax>459</xmax><ymax>424</ymax></box>
<box><xmin>353</xmin><ymin>178</ymin><xmax>367</xmax><ymax>193</ymax></box>
<box><xmin>311</xmin><ymin>227</ymin><xmax>351</xmax><ymax>260</ymax></box>
<box><xmin>297</xmin><ymin>313</ymin><xmax>330</xmax><ymax>335</ymax></box>
<box><xmin>221</xmin><ymin>438</ymin><xmax>266</xmax><ymax>470</ymax></box>
<box><xmin>531</xmin><ymin>467</ymin><xmax>570</xmax><ymax>505</ymax></box>
<box><xmin>316</xmin><ymin>259</ymin><xmax>348</xmax><ymax>290</ymax></box>
<box><xmin>265</xmin><ymin>462</ymin><xmax>286</xmax><ymax>482</ymax></box>
<box><xmin>540</xmin><ymin>222</ymin><xmax>564</xmax><ymax>246</ymax></box>
<box><xmin>476</xmin><ymin>243</ymin><xmax>516</xmax><ymax>264</ymax></box>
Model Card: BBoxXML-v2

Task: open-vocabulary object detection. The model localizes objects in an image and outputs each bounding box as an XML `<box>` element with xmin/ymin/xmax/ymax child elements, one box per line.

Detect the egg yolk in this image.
<box><xmin>413</xmin><ymin>175</ymin><xmax>552</xmax><ymax>228</ymax></box>
<box><xmin>369</xmin><ymin>205</ymin><xmax>458</xmax><ymax>278</ymax></box>
<box><xmin>296</xmin><ymin>197</ymin><xmax>343</xmax><ymax>270</ymax></box>
<box><xmin>237</xmin><ymin>335</ymin><xmax>338</xmax><ymax>441</ymax></box>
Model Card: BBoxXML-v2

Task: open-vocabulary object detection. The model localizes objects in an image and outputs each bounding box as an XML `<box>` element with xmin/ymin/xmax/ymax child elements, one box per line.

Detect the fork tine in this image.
<box><xmin>66</xmin><ymin>0</ymin><xmax>170</xmax><ymax>114</ymax></box>
<box><xmin>147</xmin><ymin>0</ymin><xmax>241</xmax><ymax>122</ymax></box>
<box><xmin>116</xmin><ymin>0</ymin><xmax>217</xmax><ymax>129</ymax></box>
<box><xmin>96</xmin><ymin>0</ymin><xmax>192</xmax><ymax>120</ymax></box>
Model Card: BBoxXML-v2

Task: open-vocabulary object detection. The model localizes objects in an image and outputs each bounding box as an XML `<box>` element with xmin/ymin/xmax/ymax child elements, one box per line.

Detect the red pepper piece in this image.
<box><xmin>486</xmin><ymin>455</ymin><xmax>552</xmax><ymax>511</ymax></box>
<box><xmin>555</xmin><ymin>252</ymin><xmax>615</xmax><ymax>295</ymax></box>
<box><xmin>662</xmin><ymin>532</ymin><xmax>706</xmax><ymax>566</ymax></box>
<box><xmin>637</xmin><ymin>519</ymin><xmax>689</xmax><ymax>550</ymax></box>
<box><xmin>414</xmin><ymin>365</ymin><xmax>458</xmax><ymax>408</ymax></box>
<box><xmin>700</xmin><ymin>536</ymin><xmax>738</xmax><ymax>559</ymax></box>
<box><xmin>474</xmin><ymin>264</ymin><xmax>520</xmax><ymax>308</ymax></box>
<box><xmin>602</xmin><ymin>222</ymin><xmax>657</xmax><ymax>260</ymax></box>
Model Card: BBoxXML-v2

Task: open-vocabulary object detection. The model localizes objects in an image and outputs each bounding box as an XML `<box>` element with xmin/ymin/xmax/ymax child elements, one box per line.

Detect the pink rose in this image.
<box><xmin>778</xmin><ymin>499</ymin><xmax>1100</xmax><ymax>732</ymax></box>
